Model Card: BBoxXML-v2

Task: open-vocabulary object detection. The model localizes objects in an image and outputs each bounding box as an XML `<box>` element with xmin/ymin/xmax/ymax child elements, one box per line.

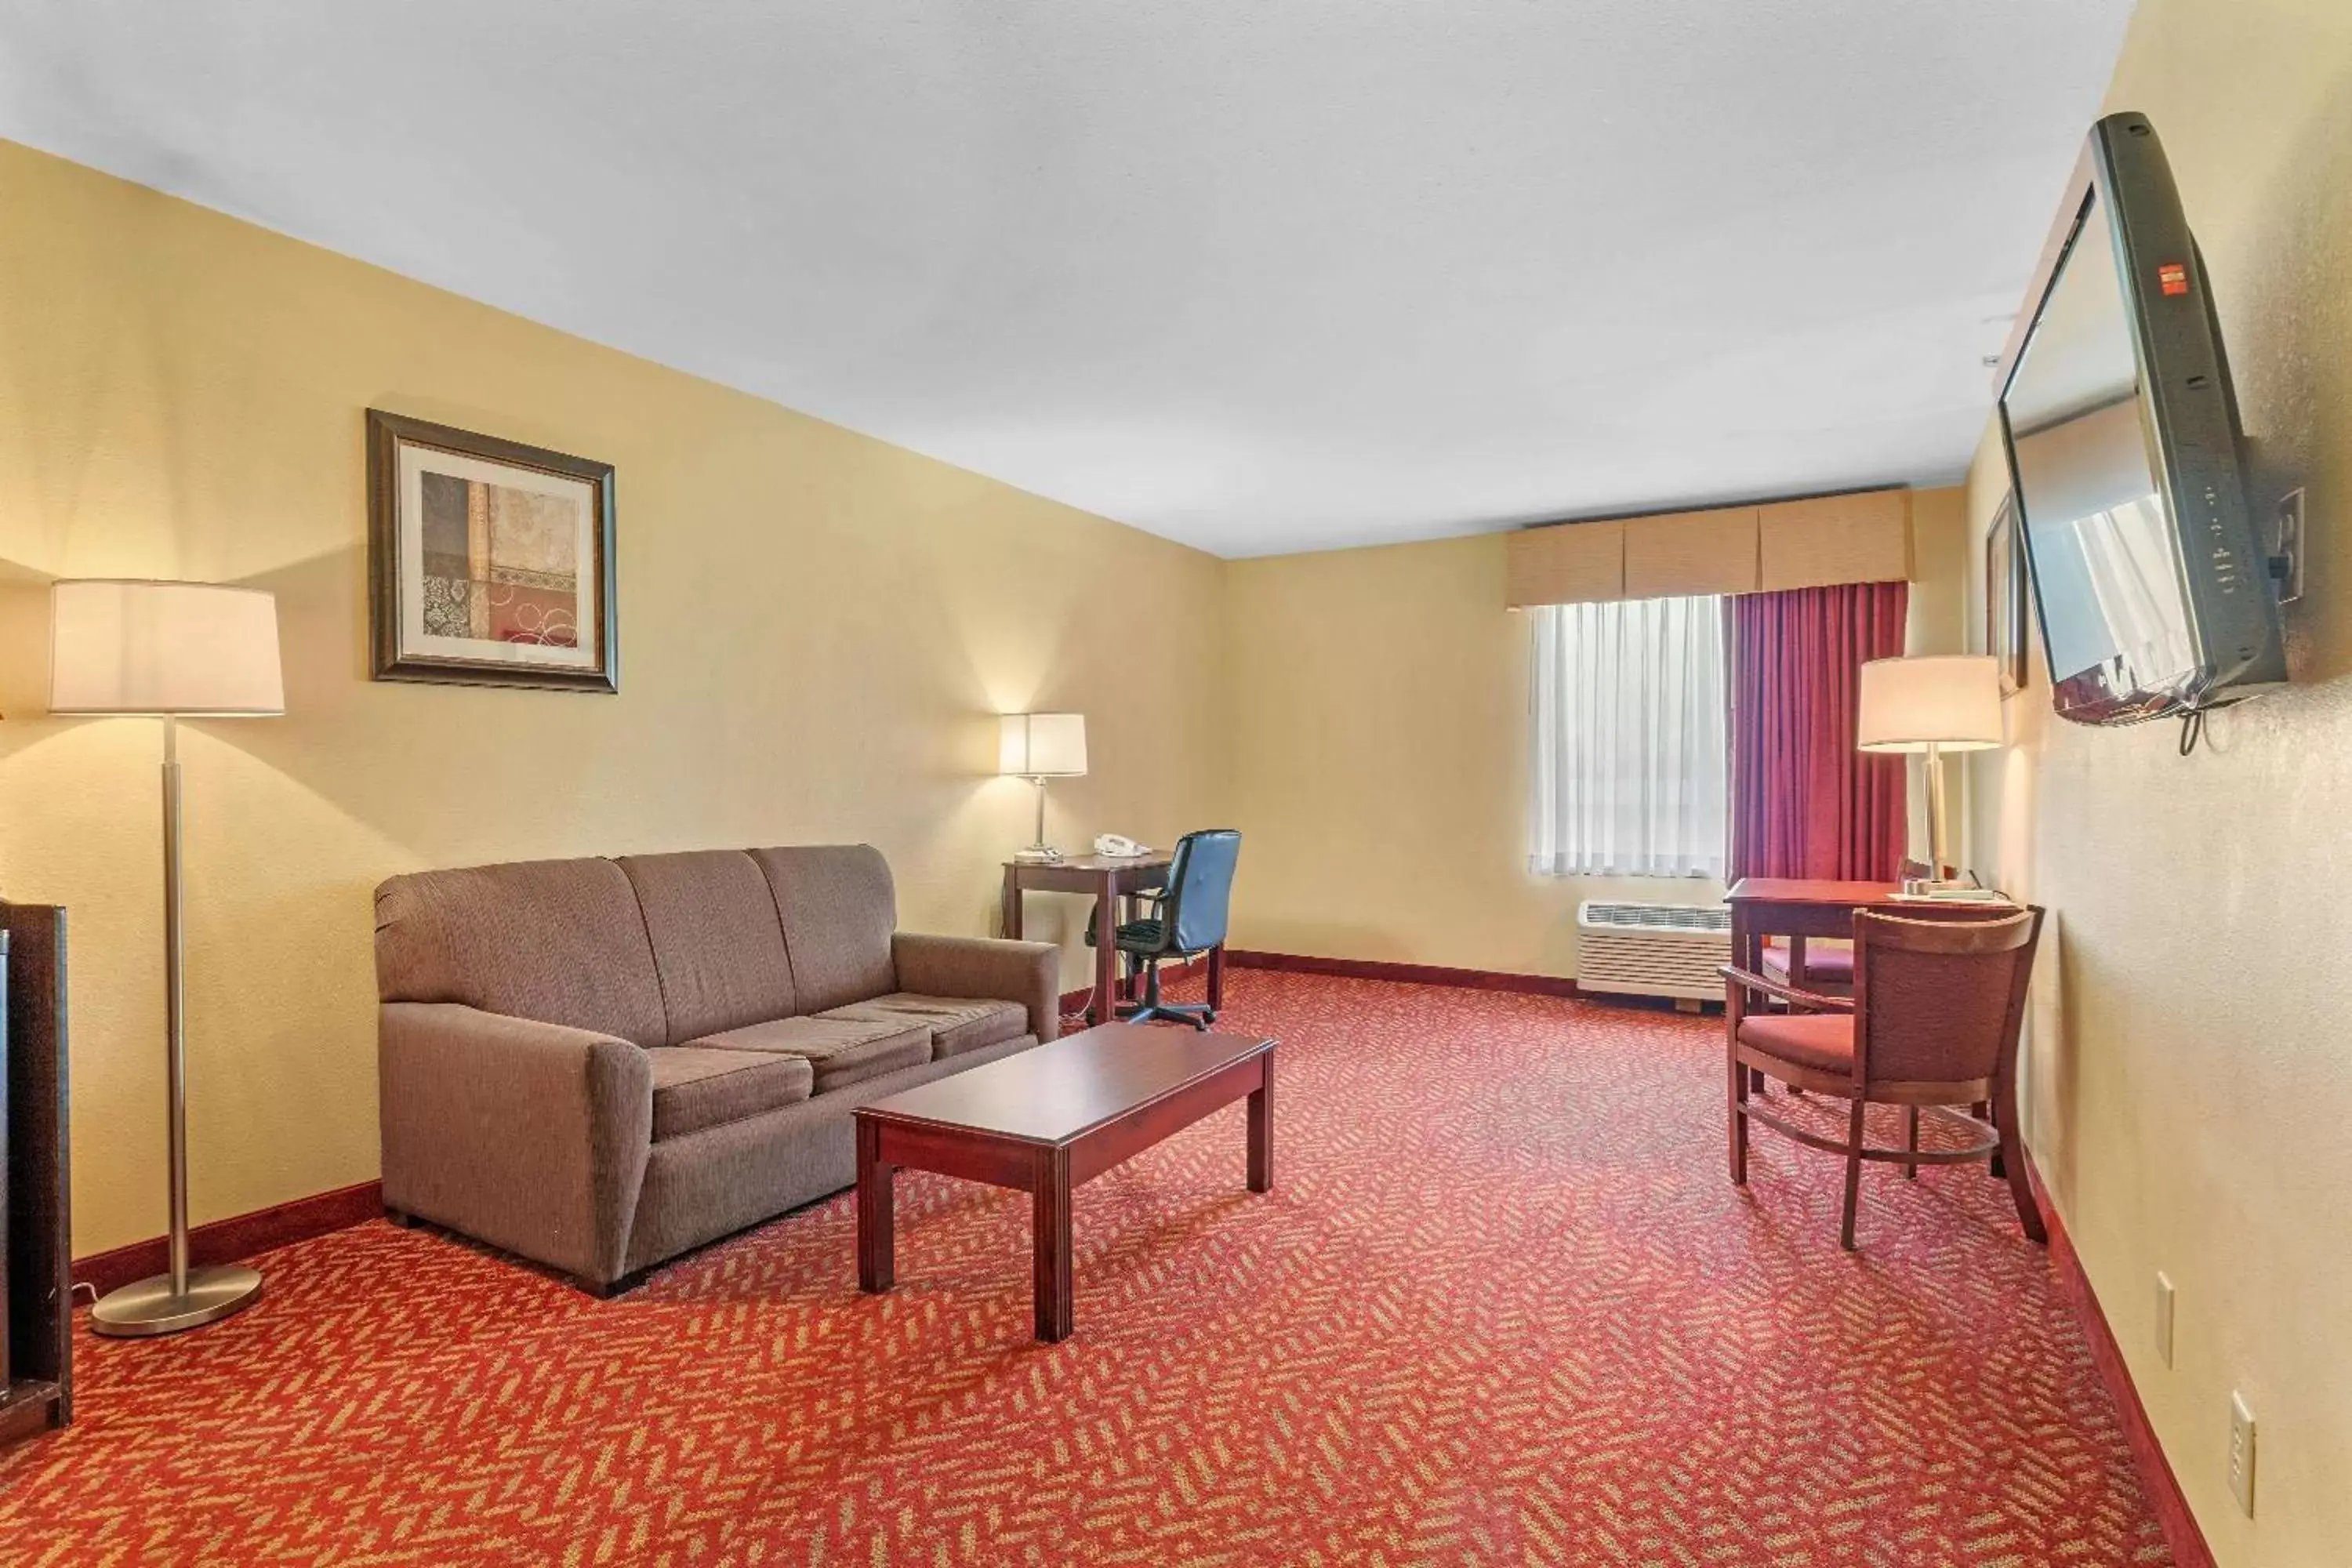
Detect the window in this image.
<box><xmin>1528</xmin><ymin>595</ymin><xmax>1727</xmax><ymax>879</ymax></box>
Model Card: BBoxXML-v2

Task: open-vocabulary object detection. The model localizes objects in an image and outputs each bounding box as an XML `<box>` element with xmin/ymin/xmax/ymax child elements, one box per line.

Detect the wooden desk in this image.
<box><xmin>1003</xmin><ymin>853</ymin><xmax>1182</xmax><ymax>1026</ymax></box>
<box><xmin>1726</xmin><ymin>877</ymin><xmax>2017</xmax><ymax>978</ymax></box>
<box><xmin>1725</xmin><ymin>877</ymin><xmax>2022</xmax><ymax>1160</ymax></box>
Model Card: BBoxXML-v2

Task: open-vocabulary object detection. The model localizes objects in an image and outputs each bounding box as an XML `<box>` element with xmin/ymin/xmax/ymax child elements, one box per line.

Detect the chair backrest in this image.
<box><xmin>1852</xmin><ymin>906</ymin><xmax>2044</xmax><ymax>1088</ymax></box>
<box><xmin>1161</xmin><ymin>829</ymin><xmax>1243</xmax><ymax>953</ymax></box>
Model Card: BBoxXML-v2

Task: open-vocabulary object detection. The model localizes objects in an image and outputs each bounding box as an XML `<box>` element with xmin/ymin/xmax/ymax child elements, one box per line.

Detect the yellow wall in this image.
<box><xmin>1221</xmin><ymin>488</ymin><xmax>1969</xmax><ymax>975</ymax></box>
<box><xmin>1960</xmin><ymin>2</ymin><xmax>2352</xmax><ymax>1559</ymax></box>
<box><xmin>0</xmin><ymin>139</ymin><xmax>1228</xmax><ymax>1258</ymax></box>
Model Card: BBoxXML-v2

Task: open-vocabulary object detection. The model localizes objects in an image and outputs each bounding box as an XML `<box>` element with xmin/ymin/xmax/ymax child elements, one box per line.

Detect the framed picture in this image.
<box><xmin>1985</xmin><ymin>494</ymin><xmax>2027</xmax><ymax>695</ymax></box>
<box><xmin>366</xmin><ymin>410</ymin><xmax>619</xmax><ymax>691</ymax></box>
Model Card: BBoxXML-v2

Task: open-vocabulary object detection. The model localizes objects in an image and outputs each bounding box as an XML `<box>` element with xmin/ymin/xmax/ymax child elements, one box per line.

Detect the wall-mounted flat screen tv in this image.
<box><xmin>1995</xmin><ymin>112</ymin><xmax>2285</xmax><ymax>726</ymax></box>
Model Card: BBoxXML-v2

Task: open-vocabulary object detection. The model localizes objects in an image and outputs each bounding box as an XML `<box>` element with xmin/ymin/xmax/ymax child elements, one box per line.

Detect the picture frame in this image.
<box><xmin>366</xmin><ymin>410</ymin><xmax>619</xmax><ymax>691</ymax></box>
<box><xmin>1985</xmin><ymin>493</ymin><xmax>2027</xmax><ymax>696</ymax></box>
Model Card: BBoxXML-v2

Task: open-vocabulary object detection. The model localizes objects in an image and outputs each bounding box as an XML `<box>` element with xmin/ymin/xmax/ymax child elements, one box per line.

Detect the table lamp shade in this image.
<box><xmin>999</xmin><ymin>712</ymin><xmax>1087</xmax><ymax>777</ymax></box>
<box><xmin>1856</xmin><ymin>655</ymin><xmax>2002</xmax><ymax>754</ymax></box>
<box><xmin>49</xmin><ymin>579</ymin><xmax>285</xmax><ymax>717</ymax></box>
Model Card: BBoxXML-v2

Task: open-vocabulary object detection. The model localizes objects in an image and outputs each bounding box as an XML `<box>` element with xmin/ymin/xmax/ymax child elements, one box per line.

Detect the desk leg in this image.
<box><xmin>856</xmin><ymin>1119</ymin><xmax>895</xmax><ymax>1294</ymax></box>
<box><xmin>1093</xmin><ymin>869</ymin><xmax>1120</xmax><ymax>1026</ymax></box>
<box><xmin>1002</xmin><ymin>866</ymin><xmax>1023</xmax><ymax>941</ymax></box>
<box><xmin>1208</xmin><ymin>944</ymin><xmax>1226</xmax><ymax>1013</ymax></box>
<box><xmin>1247</xmin><ymin>1051</ymin><xmax>1273</xmax><ymax>1192</ymax></box>
<box><xmin>1033</xmin><ymin>1148</ymin><xmax>1074</xmax><ymax>1341</ymax></box>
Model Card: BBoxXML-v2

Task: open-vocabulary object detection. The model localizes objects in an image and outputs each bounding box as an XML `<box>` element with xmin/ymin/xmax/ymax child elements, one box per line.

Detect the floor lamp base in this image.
<box><xmin>89</xmin><ymin>1263</ymin><xmax>263</xmax><ymax>1338</ymax></box>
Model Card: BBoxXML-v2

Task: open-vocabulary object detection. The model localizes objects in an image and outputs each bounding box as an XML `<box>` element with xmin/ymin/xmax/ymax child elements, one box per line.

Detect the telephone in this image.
<box><xmin>1093</xmin><ymin>833</ymin><xmax>1152</xmax><ymax>859</ymax></box>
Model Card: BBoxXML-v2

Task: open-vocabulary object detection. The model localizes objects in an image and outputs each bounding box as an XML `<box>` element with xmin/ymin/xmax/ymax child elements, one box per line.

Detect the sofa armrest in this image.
<box><xmin>893</xmin><ymin>931</ymin><xmax>1062</xmax><ymax>1041</ymax></box>
<box><xmin>378</xmin><ymin>1001</ymin><xmax>652</xmax><ymax>1284</ymax></box>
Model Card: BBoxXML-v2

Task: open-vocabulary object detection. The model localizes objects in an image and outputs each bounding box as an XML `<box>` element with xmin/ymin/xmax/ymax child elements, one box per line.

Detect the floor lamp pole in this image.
<box><xmin>164</xmin><ymin>713</ymin><xmax>188</xmax><ymax>1296</ymax></box>
<box><xmin>90</xmin><ymin>716</ymin><xmax>265</xmax><ymax>1338</ymax></box>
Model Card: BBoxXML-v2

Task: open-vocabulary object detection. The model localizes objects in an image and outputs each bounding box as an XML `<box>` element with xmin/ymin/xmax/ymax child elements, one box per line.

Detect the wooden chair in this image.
<box><xmin>1722</xmin><ymin>906</ymin><xmax>2045</xmax><ymax>1250</ymax></box>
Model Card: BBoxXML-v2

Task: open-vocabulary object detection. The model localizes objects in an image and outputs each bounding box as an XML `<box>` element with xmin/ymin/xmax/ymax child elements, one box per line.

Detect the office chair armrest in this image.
<box><xmin>1719</xmin><ymin>965</ymin><xmax>1855</xmax><ymax>1014</ymax></box>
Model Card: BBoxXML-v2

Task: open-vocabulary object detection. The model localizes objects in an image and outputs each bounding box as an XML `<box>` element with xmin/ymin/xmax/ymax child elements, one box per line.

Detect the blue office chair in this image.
<box><xmin>1086</xmin><ymin>829</ymin><xmax>1242</xmax><ymax>1029</ymax></box>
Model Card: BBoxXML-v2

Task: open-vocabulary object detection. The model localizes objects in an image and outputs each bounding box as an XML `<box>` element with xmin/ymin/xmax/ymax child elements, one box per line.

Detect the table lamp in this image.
<box><xmin>1857</xmin><ymin>655</ymin><xmax>2002</xmax><ymax>894</ymax></box>
<box><xmin>999</xmin><ymin>713</ymin><xmax>1086</xmax><ymax>863</ymax></box>
<box><xmin>50</xmin><ymin>579</ymin><xmax>285</xmax><ymax>1337</ymax></box>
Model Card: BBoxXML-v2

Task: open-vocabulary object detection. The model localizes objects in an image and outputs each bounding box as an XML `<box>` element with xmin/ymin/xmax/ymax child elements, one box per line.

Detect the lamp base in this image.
<box><xmin>1013</xmin><ymin>844</ymin><xmax>1065</xmax><ymax>865</ymax></box>
<box><xmin>89</xmin><ymin>1263</ymin><xmax>263</xmax><ymax>1338</ymax></box>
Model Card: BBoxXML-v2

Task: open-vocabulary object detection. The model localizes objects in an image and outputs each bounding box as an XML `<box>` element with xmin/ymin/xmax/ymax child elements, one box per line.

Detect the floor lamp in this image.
<box><xmin>50</xmin><ymin>579</ymin><xmax>285</xmax><ymax>1338</ymax></box>
<box><xmin>1856</xmin><ymin>654</ymin><xmax>2002</xmax><ymax>892</ymax></box>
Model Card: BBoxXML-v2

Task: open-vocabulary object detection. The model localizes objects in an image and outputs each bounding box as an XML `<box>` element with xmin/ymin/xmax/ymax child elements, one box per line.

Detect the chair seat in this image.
<box><xmin>646</xmin><ymin>1047</ymin><xmax>814</xmax><ymax>1142</ymax></box>
<box><xmin>1762</xmin><ymin>938</ymin><xmax>1853</xmax><ymax>982</ymax></box>
<box><xmin>1736</xmin><ymin>1012</ymin><xmax>1855</xmax><ymax>1076</ymax></box>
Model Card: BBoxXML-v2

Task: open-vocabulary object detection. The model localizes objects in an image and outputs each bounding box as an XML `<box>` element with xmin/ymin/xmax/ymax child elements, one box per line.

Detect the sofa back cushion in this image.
<box><xmin>374</xmin><ymin>857</ymin><xmax>666</xmax><ymax>1047</ymax></box>
<box><xmin>750</xmin><ymin>844</ymin><xmax>898</xmax><ymax>1014</ymax></box>
<box><xmin>618</xmin><ymin>850</ymin><xmax>798</xmax><ymax>1044</ymax></box>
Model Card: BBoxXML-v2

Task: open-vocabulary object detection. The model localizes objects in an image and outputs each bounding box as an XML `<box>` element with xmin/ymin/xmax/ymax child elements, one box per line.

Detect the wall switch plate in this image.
<box><xmin>2229</xmin><ymin>1391</ymin><xmax>2257</xmax><ymax>1517</ymax></box>
<box><xmin>2154</xmin><ymin>1272</ymin><xmax>2175</xmax><ymax>1367</ymax></box>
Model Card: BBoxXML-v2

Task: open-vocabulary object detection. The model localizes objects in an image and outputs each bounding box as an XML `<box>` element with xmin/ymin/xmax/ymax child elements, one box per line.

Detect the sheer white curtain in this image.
<box><xmin>1528</xmin><ymin>595</ymin><xmax>1728</xmax><ymax>879</ymax></box>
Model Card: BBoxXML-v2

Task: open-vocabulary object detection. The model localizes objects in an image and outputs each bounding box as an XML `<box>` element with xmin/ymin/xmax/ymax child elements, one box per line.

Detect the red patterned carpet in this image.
<box><xmin>4</xmin><ymin>972</ymin><xmax>2166</xmax><ymax>1566</ymax></box>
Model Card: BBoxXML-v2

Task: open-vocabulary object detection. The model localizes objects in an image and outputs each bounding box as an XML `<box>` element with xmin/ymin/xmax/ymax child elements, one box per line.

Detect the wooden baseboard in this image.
<box><xmin>71</xmin><ymin>1180</ymin><xmax>385</xmax><ymax>1299</ymax></box>
<box><xmin>1223</xmin><ymin>949</ymin><xmax>1581</xmax><ymax>1000</ymax></box>
<box><xmin>2024</xmin><ymin>1156</ymin><xmax>2216</xmax><ymax>1568</ymax></box>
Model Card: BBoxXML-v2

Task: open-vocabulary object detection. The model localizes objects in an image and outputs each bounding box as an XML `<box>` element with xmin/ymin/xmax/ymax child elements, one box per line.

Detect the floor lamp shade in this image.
<box><xmin>1856</xmin><ymin>655</ymin><xmax>2002</xmax><ymax>885</ymax></box>
<box><xmin>49</xmin><ymin>579</ymin><xmax>285</xmax><ymax>716</ymax></box>
<box><xmin>49</xmin><ymin>579</ymin><xmax>285</xmax><ymax>1338</ymax></box>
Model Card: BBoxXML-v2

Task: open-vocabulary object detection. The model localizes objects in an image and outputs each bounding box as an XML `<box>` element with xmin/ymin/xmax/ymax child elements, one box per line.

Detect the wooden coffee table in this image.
<box><xmin>854</xmin><ymin>1023</ymin><xmax>1276</xmax><ymax>1342</ymax></box>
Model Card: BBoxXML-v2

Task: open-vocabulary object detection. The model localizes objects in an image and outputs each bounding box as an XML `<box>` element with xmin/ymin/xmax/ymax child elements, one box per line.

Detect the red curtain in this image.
<box><xmin>1727</xmin><ymin>582</ymin><xmax>1910</xmax><ymax>884</ymax></box>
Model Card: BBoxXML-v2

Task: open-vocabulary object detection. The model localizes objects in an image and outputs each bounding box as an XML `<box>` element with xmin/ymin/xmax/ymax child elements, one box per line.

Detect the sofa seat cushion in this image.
<box><xmin>682</xmin><ymin>1014</ymin><xmax>931</xmax><ymax>1094</ymax></box>
<box><xmin>647</xmin><ymin>1047</ymin><xmax>814</xmax><ymax>1142</ymax></box>
<box><xmin>816</xmin><ymin>993</ymin><xmax>1029</xmax><ymax>1060</ymax></box>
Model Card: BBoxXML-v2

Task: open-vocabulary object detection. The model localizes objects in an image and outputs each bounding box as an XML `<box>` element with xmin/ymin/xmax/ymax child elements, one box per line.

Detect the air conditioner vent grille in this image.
<box><xmin>1576</xmin><ymin>899</ymin><xmax>1732</xmax><ymax>1002</ymax></box>
<box><xmin>1580</xmin><ymin>902</ymin><xmax>1730</xmax><ymax>934</ymax></box>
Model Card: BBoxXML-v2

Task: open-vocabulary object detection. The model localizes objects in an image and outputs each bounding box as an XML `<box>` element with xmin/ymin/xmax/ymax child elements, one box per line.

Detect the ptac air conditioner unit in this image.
<box><xmin>1576</xmin><ymin>901</ymin><xmax>1731</xmax><ymax>1004</ymax></box>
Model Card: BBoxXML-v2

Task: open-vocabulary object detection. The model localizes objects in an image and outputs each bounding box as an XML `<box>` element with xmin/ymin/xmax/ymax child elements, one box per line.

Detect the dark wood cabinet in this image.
<box><xmin>0</xmin><ymin>901</ymin><xmax>70</xmax><ymax>1444</ymax></box>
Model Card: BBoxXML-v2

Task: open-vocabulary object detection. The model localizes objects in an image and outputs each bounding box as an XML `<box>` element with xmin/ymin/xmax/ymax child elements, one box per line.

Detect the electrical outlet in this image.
<box><xmin>2229</xmin><ymin>1391</ymin><xmax>2257</xmax><ymax>1517</ymax></box>
<box><xmin>2154</xmin><ymin>1273</ymin><xmax>2175</xmax><ymax>1367</ymax></box>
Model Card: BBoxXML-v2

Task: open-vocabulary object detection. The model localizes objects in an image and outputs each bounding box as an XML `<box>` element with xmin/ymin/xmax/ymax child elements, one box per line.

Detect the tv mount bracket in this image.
<box><xmin>2270</xmin><ymin>487</ymin><xmax>2305</xmax><ymax>607</ymax></box>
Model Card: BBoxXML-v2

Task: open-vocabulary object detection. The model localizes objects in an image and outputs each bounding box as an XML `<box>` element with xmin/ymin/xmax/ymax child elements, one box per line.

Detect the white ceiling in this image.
<box><xmin>0</xmin><ymin>1</ymin><xmax>2134</xmax><ymax>558</ymax></box>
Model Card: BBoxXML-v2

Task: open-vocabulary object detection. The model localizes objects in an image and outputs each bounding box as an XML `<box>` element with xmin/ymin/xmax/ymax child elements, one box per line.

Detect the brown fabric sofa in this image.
<box><xmin>373</xmin><ymin>844</ymin><xmax>1058</xmax><ymax>1291</ymax></box>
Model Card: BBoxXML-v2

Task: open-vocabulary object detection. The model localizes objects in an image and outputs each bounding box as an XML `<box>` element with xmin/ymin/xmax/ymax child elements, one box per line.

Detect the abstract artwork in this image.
<box><xmin>367</xmin><ymin>411</ymin><xmax>618</xmax><ymax>691</ymax></box>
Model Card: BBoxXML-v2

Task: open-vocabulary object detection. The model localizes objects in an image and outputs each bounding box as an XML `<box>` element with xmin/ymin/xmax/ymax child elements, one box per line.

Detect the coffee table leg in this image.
<box><xmin>1247</xmin><ymin>1051</ymin><xmax>1274</xmax><ymax>1192</ymax></box>
<box><xmin>1033</xmin><ymin>1148</ymin><xmax>1074</xmax><ymax>1342</ymax></box>
<box><xmin>857</xmin><ymin>1117</ymin><xmax>895</xmax><ymax>1294</ymax></box>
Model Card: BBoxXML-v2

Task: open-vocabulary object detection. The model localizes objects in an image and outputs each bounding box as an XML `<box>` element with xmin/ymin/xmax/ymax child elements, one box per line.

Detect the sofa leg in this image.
<box><xmin>574</xmin><ymin>1269</ymin><xmax>647</xmax><ymax>1300</ymax></box>
<box><xmin>383</xmin><ymin>1207</ymin><xmax>416</xmax><ymax>1229</ymax></box>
